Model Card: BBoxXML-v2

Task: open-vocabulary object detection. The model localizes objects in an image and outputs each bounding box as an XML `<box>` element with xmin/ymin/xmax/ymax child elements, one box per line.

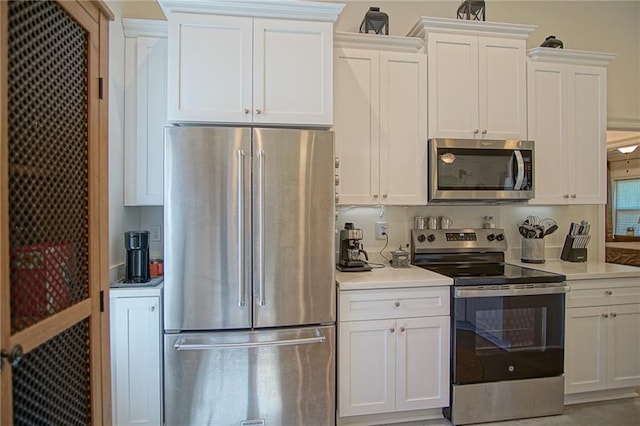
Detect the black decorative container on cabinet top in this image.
<box><xmin>359</xmin><ymin>7</ymin><xmax>389</xmax><ymax>35</ymax></box>
<box><xmin>457</xmin><ymin>0</ymin><xmax>486</xmax><ymax>21</ymax></box>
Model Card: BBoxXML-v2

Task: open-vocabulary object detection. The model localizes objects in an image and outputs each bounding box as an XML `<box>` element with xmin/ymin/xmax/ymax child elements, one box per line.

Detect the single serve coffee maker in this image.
<box><xmin>124</xmin><ymin>230</ymin><xmax>150</xmax><ymax>283</ymax></box>
<box><xmin>337</xmin><ymin>223</ymin><xmax>372</xmax><ymax>272</ymax></box>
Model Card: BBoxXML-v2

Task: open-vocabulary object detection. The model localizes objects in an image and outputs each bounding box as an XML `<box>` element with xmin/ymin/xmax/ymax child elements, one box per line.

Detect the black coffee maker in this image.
<box><xmin>124</xmin><ymin>231</ymin><xmax>150</xmax><ymax>283</ymax></box>
<box><xmin>337</xmin><ymin>223</ymin><xmax>372</xmax><ymax>272</ymax></box>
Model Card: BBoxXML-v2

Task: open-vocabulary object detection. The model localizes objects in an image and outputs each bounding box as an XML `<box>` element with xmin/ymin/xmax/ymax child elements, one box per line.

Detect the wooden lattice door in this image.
<box><xmin>0</xmin><ymin>1</ymin><xmax>111</xmax><ymax>424</ymax></box>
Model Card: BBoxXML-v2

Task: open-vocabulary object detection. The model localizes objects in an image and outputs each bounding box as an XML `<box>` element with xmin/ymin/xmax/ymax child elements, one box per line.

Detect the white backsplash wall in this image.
<box><xmin>336</xmin><ymin>204</ymin><xmax>604</xmax><ymax>264</ymax></box>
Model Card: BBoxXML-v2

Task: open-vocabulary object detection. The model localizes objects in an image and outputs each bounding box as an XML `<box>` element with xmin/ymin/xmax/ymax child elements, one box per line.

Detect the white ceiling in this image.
<box><xmin>607</xmin><ymin>130</ymin><xmax>640</xmax><ymax>150</ymax></box>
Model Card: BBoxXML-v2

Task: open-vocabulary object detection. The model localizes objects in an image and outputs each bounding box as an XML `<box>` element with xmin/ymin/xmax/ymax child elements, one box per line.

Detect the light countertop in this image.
<box><xmin>336</xmin><ymin>264</ymin><xmax>452</xmax><ymax>290</ymax></box>
<box><xmin>508</xmin><ymin>259</ymin><xmax>640</xmax><ymax>281</ymax></box>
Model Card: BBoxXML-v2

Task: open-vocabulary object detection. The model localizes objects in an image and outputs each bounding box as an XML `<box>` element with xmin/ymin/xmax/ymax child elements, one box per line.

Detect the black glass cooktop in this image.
<box><xmin>415</xmin><ymin>262</ymin><xmax>565</xmax><ymax>286</ymax></box>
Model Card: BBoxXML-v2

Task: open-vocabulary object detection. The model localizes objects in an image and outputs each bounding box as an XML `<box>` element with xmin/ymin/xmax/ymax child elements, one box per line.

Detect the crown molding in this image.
<box><xmin>158</xmin><ymin>0</ymin><xmax>345</xmax><ymax>22</ymax></box>
<box><xmin>407</xmin><ymin>16</ymin><xmax>536</xmax><ymax>40</ymax></box>
<box><xmin>334</xmin><ymin>32</ymin><xmax>423</xmax><ymax>53</ymax></box>
<box><xmin>122</xmin><ymin>19</ymin><xmax>168</xmax><ymax>38</ymax></box>
<box><xmin>527</xmin><ymin>47</ymin><xmax>616</xmax><ymax>67</ymax></box>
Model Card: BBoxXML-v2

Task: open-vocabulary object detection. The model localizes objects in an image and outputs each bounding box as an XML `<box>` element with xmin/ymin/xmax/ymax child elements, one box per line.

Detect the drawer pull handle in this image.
<box><xmin>605</xmin><ymin>290</ymin><xmax>613</xmax><ymax>296</ymax></box>
<box><xmin>394</xmin><ymin>301</ymin><xmax>400</xmax><ymax>307</ymax></box>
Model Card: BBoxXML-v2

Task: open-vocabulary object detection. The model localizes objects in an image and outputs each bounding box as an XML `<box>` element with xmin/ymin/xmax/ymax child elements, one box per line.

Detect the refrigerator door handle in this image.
<box><xmin>174</xmin><ymin>330</ymin><xmax>326</xmax><ymax>351</ymax></box>
<box><xmin>257</xmin><ymin>149</ymin><xmax>266</xmax><ymax>306</ymax></box>
<box><xmin>237</xmin><ymin>149</ymin><xmax>246</xmax><ymax>307</ymax></box>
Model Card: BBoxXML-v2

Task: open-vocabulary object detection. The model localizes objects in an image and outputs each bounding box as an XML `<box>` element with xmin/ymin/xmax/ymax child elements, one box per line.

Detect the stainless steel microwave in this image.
<box><xmin>428</xmin><ymin>138</ymin><xmax>534</xmax><ymax>202</ymax></box>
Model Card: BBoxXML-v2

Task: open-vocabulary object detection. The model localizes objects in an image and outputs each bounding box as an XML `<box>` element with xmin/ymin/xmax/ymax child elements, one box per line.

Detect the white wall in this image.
<box><xmin>337</xmin><ymin>203</ymin><xmax>604</xmax><ymax>264</ymax></box>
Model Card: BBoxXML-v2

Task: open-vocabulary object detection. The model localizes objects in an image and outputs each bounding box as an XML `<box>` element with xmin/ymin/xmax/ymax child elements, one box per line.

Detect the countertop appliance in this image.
<box><xmin>124</xmin><ymin>230</ymin><xmax>150</xmax><ymax>283</ymax></box>
<box><xmin>337</xmin><ymin>222</ymin><xmax>372</xmax><ymax>272</ymax></box>
<box><xmin>163</xmin><ymin>127</ymin><xmax>336</xmax><ymax>425</ymax></box>
<box><xmin>411</xmin><ymin>228</ymin><xmax>568</xmax><ymax>425</ymax></box>
<box><xmin>428</xmin><ymin>138</ymin><xmax>534</xmax><ymax>202</ymax></box>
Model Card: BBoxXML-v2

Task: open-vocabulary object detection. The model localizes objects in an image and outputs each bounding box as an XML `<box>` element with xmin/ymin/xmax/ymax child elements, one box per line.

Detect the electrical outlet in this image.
<box><xmin>375</xmin><ymin>221</ymin><xmax>387</xmax><ymax>240</ymax></box>
<box><xmin>150</xmin><ymin>225</ymin><xmax>162</xmax><ymax>242</ymax></box>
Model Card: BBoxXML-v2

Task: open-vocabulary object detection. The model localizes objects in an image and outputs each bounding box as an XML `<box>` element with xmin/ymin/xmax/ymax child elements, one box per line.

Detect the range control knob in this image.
<box><xmin>417</xmin><ymin>234</ymin><xmax>426</xmax><ymax>243</ymax></box>
<box><xmin>487</xmin><ymin>233</ymin><xmax>496</xmax><ymax>241</ymax></box>
<box><xmin>427</xmin><ymin>234</ymin><xmax>436</xmax><ymax>243</ymax></box>
<box><xmin>496</xmin><ymin>233</ymin><xmax>505</xmax><ymax>241</ymax></box>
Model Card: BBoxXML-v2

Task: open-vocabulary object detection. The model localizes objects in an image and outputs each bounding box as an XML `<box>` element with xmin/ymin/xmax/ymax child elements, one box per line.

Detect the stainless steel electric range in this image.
<box><xmin>411</xmin><ymin>228</ymin><xmax>569</xmax><ymax>426</ymax></box>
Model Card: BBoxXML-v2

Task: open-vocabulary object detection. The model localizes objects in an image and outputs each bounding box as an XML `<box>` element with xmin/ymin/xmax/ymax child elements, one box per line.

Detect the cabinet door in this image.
<box><xmin>479</xmin><ymin>37</ymin><xmax>526</xmax><ymax>140</ymax></box>
<box><xmin>379</xmin><ymin>52</ymin><xmax>428</xmax><ymax>205</ymax></box>
<box><xmin>124</xmin><ymin>36</ymin><xmax>167</xmax><ymax>206</ymax></box>
<box><xmin>427</xmin><ymin>33</ymin><xmax>478</xmax><ymax>138</ymax></box>
<box><xmin>527</xmin><ymin>62</ymin><xmax>570</xmax><ymax>205</ymax></box>
<box><xmin>110</xmin><ymin>296</ymin><xmax>162</xmax><ymax>425</ymax></box>
<box><xmin>253</xmin><ymin>18</ymin><xmax>333</xmax><ymax>126</ymax></box>
<box><xmin>338</xmin><ymin>319</ymin><xmax>395</xmax><ymax>417</ymax></box>
<box><xmin>334</xmin><ymin>48</ymin><xmax>380</xmax><ymax>205</ymax></box>
<box><xmin>567</xmin><ymin>65</ymin><xmax>607</xmax><ymax>204</ymax></box>
<box><xmin>396</xmin><ymin>316</ymin><xmax>450</xmax><ymax>412</ymax></box>
<box><xmin>606</xmin><ymin>304</ymin><xmax>640</xmax><ymax>389</ymax></box>
<box><xmin>167</xmin><ymin>13</ymin><xmax>252</xmax><ymax>123</ymax></box>
<box><xmin>564</xmin><ymin>306</ymin><xmax>607</xmax><ymax>394</ymax></box>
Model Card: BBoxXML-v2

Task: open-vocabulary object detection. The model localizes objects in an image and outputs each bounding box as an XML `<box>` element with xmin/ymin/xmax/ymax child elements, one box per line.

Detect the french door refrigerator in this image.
<box><xmin>163</xmin><ymin>127</ymin><xmax>336</xmax><ymax>425</ymax></box>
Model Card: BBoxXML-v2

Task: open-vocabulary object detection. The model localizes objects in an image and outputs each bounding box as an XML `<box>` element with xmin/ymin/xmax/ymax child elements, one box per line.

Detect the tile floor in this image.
<box><xmin>385</xmin><ymin>394</ymin><xmax>640</xmax><ymax>425</ymax></box>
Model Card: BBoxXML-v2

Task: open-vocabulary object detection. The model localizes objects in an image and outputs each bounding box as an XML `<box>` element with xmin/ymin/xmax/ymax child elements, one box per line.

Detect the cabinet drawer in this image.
<box><xmin>339</xmin><ymin>287</ymin><xmax>449</xmax><ymax>321</ymax></box>
<box><xmin>567</xmin><ymin>285</ymin><xmax>640</xmax><ymax>308</ymax></box>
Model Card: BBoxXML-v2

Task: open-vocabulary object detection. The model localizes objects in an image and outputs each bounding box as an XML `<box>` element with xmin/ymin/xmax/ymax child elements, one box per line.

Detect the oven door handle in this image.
<box><xmin>454</xmin><ymin>285</ymin><xmax>570</xmax><ymax>298</ymax></box>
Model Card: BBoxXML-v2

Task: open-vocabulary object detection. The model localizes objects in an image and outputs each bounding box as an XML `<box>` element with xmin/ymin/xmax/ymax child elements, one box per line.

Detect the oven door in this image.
<box><xmin>452</xmin><ymin>283</ymin><xmax>568</xmax><ymax>385</ymax></box>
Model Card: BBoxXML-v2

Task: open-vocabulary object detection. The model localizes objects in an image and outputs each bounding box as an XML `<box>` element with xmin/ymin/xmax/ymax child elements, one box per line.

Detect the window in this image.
<box><xmin>614</xmin><ymin>178</ymin><xmax>640</xmax><ymax>235</ymax></box>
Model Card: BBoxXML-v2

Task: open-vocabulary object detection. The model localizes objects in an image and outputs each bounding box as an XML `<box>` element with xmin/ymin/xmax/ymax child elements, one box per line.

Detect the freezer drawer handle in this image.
<box><xmin>174</xmin><ymin>332</ymin><xmax>326</xmax><ymax>351</ymax></box>
<box><xmin>237</xmin><ymin>149</ymin><xmax>246</xmax><ymax>307</ymax></box>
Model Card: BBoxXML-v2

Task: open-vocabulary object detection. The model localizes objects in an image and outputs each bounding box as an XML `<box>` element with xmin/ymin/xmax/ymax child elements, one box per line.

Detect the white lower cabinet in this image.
<box><xmin>564</xmin><ymin>279</ymin><xmax>640</xmax><ymax>398</ymax></box>
<box><xmin>110</xmin><ymin>285</ymin><xmax>163</xmax><ymax>425</ymax></box>
<box><xmin>338</xmin><ymin>287</ymin><xmax>450</xmax><ymax>418</ymax></box>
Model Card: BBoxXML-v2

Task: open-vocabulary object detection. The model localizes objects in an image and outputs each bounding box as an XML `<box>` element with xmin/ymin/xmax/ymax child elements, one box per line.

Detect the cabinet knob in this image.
<box><xmin>335</xmin><ymin>175</ymin><xmax>340</xmax><ymax>186</ymax></box>
<box><xmin>605</xmin><ymin>290</ymin><xmax>613</xmax><ymax>296</ymax></box>
<box><xmin>399</xmin><ymin>326</ymin><xmax>405</xmax><ymax>332</ymax></box>
<box><xmin>473</xmin><ymin>129</ymin><xmax>479</xmax><ymax>134</ymax></box>
<box><xmin>335</xmin><ymin>157</ymin><xmax>340</xmax><ymax>168</ymax></box>
<box><xmin>373</xmin><ymin>194</ymin><xmax>379</xmax><ymax>199</ymax></box>
<box><xmin>602</xmin><ymin>313</ymin><xmax>609</xmax><ymax>318</ymax></box>
<box><xmin>394</xmin><ymin>301</ymin><xmax>400</xmax><ymax>307</ymax></box>
<box><xmin>611</xmin><ymin>313</ymin><xmax>617</xmax><ymax>318</ymax></box>
<box><xmin>482</xmin><ymin>129</ymin><xmax>487</xmax><ymax>135</ymax></box>
<box><xmin>149</xmin><ymin>306</ymin><xmax>156</xmax><ymax>312</ymax></box>
<box><xmin>243</xmin><ymin>108</ymin><xmax>250</xmax><ymax>114</ymax></box>
<box><xmin>382</xmin><ymin>194</ymin><xmax>387</xmax><ymax>198</ymax></box>
<box><xmin>389</xmin><ymin>327</ymin><xmax>395</xmax><ymax>333</ymax></box>
<box><xmin>255</xmin><ymin>109</ymin><xmax>262</xmax><ymax>115</ymax></box>
<box><xmin>564</xmin><ymin>194</ymin><xmax>570</xmax><ymax>198</ymax></box>
<box><xmin>335</xmin><ymin>193</ymin><xmax>339</xmax><ymax>203</ymax></box>
<box><xmin>570</xmin><ymin>194</ymin><xmax>577</xmax><ymax>199</ymax></box>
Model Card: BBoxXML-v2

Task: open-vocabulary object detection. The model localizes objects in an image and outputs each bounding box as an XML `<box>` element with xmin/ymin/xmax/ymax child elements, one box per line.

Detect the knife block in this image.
<box><xmin>560</xmin><ymin>236</ymin><xmax>587</xmax><ymax>262</ymax></box>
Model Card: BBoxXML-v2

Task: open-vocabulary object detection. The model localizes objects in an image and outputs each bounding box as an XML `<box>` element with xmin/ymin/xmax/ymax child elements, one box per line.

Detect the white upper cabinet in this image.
<box><xmin>407</xmin><ymin>17</ymin><xmax>534</xmax><ymax>140</ymax></box>
<box><xmin>527</xmin><ymin>48</ymin><xmax>615</xmax><ymax>205</ymax></box>
<box><xmin>334</xmin><ymin>33</ymin><xmax>428</xmax><ymax>205</ymax></box>
<box><xmin>123</xmin><ymin>19</ymin><xmax>168</xmax><ymax>206</ymax></box>
<box><xmin>160</xmin><ymin>0</ymin><xmax>344</xmax><ymax>126</ymax></box>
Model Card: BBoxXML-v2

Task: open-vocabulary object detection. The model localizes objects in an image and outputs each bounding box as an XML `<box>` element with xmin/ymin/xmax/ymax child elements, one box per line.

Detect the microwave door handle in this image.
<box><xmin>513</xmin><ymin>151</ymin><xmax>525</xmax><ymax>190</ymax></box>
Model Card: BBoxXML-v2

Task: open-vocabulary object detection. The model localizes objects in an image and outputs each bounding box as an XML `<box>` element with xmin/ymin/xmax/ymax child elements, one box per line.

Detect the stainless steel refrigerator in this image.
<box><xmin>163</xmin><ymin>127</ymin><xmax>336</xmax><ymax>425</ymax></box>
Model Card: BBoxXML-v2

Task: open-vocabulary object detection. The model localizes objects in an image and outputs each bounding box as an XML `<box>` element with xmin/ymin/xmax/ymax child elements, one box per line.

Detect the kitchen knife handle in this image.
<box><xmin>237</xmin><ymin>149</ymin><xmax>246</xmax><ymax>307</ymax></box>
<box><xmin>258</xmin><ymin>149</ymin><xmax>266</xmax><ymax>306</ymax></box>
